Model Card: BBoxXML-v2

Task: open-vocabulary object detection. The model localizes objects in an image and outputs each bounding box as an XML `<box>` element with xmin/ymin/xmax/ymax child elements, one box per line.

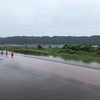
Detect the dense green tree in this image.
<box><xmin>37</xmin><ymin>44</ymin><xmax>42</xmax><ymax>49</ymax></box>
<box><xmin>62</xmin><ymin>44</ymin><xmax>93</xmax><ymax>53</ymax></box>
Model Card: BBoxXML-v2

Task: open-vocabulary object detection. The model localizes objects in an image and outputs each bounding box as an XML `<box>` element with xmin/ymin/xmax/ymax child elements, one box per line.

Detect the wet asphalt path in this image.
<box><xmin>0</xmin><ymin>53</ymin><xmax>100</xmax><ymax>100</ymax></box>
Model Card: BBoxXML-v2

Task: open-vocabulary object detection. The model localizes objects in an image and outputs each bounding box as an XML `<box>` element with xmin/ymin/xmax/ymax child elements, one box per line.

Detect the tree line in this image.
<box><xmin>0</xmin><ymin>35</ymin><xmax>100</xmax><ymax>45</ymax></box>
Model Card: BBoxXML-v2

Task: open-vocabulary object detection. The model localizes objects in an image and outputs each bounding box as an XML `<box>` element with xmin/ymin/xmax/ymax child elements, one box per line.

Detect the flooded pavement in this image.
<box><xmin>0</xmin><ymin>53</ymin><xmax>100</xmax><ymax>100</ymax></box>
<box><xmin>22</xmin><ymin>54</ymin><xmax>100</xmax><ymax>69</ymax></box>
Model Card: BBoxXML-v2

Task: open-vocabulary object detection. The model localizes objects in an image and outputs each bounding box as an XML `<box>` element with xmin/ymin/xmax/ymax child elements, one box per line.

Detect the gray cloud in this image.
<box><xmin>0</xmin><ymin>0</ymin><xmax>100</xmax><ymax>37</ymax></box>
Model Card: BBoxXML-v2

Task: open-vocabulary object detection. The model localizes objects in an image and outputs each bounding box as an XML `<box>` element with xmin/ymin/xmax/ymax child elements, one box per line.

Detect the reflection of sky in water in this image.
<box><xmin>21</xmin><ymin>54</ymin><xmax>100</xmax><ymax>69</ymax></box>
<box><xmin>1</xmin><ymin>52</ymin><xmax>100</xmax><ymax>69</ymax></box>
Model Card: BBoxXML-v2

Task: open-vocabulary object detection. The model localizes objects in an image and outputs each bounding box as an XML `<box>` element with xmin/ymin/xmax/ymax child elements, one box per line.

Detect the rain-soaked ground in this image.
<box><xmin>0</xmin><ymin>53</ymin><xmax>100</xmax><ymax>100</ymax></box>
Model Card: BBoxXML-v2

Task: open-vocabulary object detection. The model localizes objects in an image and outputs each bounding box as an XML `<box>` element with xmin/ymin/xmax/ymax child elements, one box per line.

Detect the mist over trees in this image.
<box><xmin>0</xmin><ymin>35</ymin><xmax>100</xmax><ymax>45</ymax></box>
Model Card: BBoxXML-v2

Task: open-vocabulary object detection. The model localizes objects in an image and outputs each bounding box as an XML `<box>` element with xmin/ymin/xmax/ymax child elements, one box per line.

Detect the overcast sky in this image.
<box><xmin>0</xmin><ymin>0</ymin><xmax>100</xmax><ymax>37</ymax></box>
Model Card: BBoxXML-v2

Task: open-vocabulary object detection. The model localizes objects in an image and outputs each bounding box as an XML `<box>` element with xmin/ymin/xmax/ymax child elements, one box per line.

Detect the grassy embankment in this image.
<box><xmin>0</xmin><ymin>44</ymin><xmax>100</xmax><ymax>62</ymax></box>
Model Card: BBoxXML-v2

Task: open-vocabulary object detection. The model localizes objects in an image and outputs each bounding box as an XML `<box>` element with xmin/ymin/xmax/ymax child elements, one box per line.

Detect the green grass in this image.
<box><xmin>0</xmin><ymin>46</ymin><xmax>100</xmax><ymax>62</ymax></box>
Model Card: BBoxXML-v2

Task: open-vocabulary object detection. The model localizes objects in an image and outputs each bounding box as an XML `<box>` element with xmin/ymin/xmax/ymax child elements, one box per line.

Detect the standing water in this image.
<box><xmin>21</xmin><ymin>54</ymin><xmax>100</xmax><ymax>70</ymax></box>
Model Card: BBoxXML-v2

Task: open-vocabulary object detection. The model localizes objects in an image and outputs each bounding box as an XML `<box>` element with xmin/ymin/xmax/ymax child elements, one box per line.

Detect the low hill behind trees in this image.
<box><xmin>0</xmin><ymin>35</ymin><xmax>100</xmax><ymax>45</ymax></box>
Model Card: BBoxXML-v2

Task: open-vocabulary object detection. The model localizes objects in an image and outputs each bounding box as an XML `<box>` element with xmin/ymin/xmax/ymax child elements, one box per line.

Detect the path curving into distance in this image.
<box><xmin>0</xmin><ymin>53</ymin><xmax>100</xmax><ymax>100</ymax></box>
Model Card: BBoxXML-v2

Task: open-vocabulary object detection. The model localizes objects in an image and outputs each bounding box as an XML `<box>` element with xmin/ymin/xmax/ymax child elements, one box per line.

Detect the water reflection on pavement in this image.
<box><xmin>22</xmin><ymin>54</ymin><xmax>100</xmax><ymax>69</ymax></box>
<box><xmin>0</xmin><ymin>53</ymin><xmax>100</xmax><ymax>100</ymax></box>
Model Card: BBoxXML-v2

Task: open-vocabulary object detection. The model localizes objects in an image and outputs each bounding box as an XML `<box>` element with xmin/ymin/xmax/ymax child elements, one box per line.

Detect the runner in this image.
<box><xmin>6</xmin><ymin>50</ymin><xmax>8</xmax><ymax>57</ymax></box>
<box><xmin>1</xmin><ymin>50</ymin><xmax>3</xmax><ymax>56</ymax></box>
<box><xmin>11</xmin><ymin>51</ymin><xmax>14</xmax><ymax>58</ymax></box>
<box><xmin>1</xmin><ymin>50</ymin><xmax>3</xmax><ymax>54</ymax></box>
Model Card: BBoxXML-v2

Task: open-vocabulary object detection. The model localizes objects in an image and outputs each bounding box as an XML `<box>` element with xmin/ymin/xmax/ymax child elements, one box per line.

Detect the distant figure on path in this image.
<box><xmin>6</xmin><ymin>50</ymin><xmax>8</xmax><ymax>57</ymax></box>
<box><xmin>1</xmin><ymin>50</ymin><xmax>3</xmax><ymax>56</ymax></box>
<box><xmin>1</xmin><ymin>50</ymin><xmax>3</xmax><ymax>54</ymax></box>
<box><xmin>11</xmin><ymin>51</ymin><xmax>14</xmax><ymax>58</ymax></box>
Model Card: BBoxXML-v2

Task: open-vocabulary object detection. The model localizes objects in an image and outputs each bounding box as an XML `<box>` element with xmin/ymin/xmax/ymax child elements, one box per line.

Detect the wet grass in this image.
<box><xmin>0</xmin><ymin>46</ymin><xmax>100</xmax><ymax>62</ymax></box>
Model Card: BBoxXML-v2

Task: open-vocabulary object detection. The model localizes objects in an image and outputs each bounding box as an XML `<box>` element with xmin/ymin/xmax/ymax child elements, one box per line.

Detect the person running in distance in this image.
<box><xmin>11</xmin><ymin>51</ymin><xmax>14</xmax><ymax>58</ymax></box>
<box><xmin>1</xmin><ymin>50</ymin><xmax>3</xmax><ymax>56</ymax></box>
<box><xmin>6</xmin><ymin>50</ymin><xmax>8</xmax><ymax>57</ymax></box>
